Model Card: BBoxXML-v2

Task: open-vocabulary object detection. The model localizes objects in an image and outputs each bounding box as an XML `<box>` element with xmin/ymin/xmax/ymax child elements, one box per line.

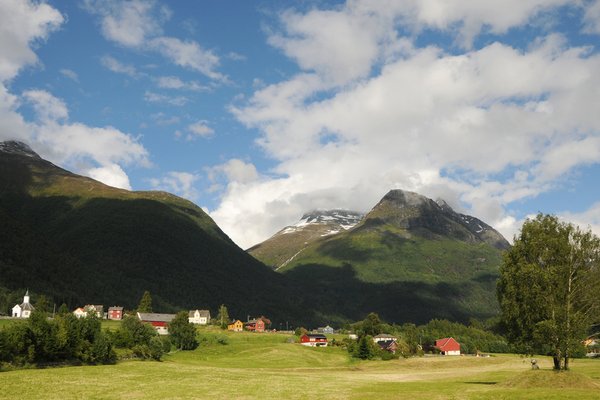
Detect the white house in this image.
<box><xmin>188</xmin><ymin>309</ymin><xmax>211</xmax><ymax>325</ymax></box>
<box><xmin>12</xmin><ymin>290</ymin><xmax>35</xmax><ymax>318</ymax></box>
<box><xmin>73</xmin><ymin>305</ymin><xmax>104</xmax><ymax>318</ymax></box>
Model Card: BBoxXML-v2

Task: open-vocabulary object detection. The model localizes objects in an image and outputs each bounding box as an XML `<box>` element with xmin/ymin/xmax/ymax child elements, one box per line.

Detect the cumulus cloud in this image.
<box><xmin>22</xmin><ymin>89</ymin><xmax>69</xmax><ymax>122</ymax></box>
<box><xmin>583</xmin><ymin>0</ymin><xmax>600</xmax><ymax>34</ymax></box>
<box><xmin>186</xmin><ymin>121</ymin><xmax>214</xmax><ymax>139</ymax></box>
<box><xmin>0</xmin><ymin>0</ymin><xmax>63</xmax><ymax>81</ymax></box>
<box><xmin>155</xmin><ymin>75</ymin><xmax>208</xmax><ymax>91</ymax></box>
<box><xmin>148</xmin><ymin>37</ymin><xmax>224</xmax><ymax>81</ymax></box>
<box><xmin>143</xmin><ymin>91</ymin><xmax>188</xmax><ymax>106</ymax></box>
<box><xmin>212</xmin><ymin>1</ymin><xmax>600</xmax><ymax>248</ymax></box>
<box><xmin>87</xmin><ymin>164</ymin><xmax>132</xmax><ymax>190</ymax></box>
<box><xmin>149</xmin><ymin>171</ymin><xmax>199</xmax><ymax>200</ymax></box>
<box><xmin>60</xmin><ymin>68</ymin><xmax>79</xmax><ymax>82</ymax></box>
<box><xmin>83</xmin><ymin>0</ymin><xmax>168</xmax><ymax>47</ymax></box>
<box><xmin>84</xmin><ymin>0</ymin><xmax>224</xmax><ymax>81</ymax></box>
<box><xmin>101</xmin><ymin>55</ymin><xmax>138</xmax><ymax>77</ymax></box>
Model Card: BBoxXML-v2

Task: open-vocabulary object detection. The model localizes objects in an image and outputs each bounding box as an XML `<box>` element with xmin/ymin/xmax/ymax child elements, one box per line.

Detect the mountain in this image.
<box><xmin>251</xmin><ymin>189</ymin><xmax>510</xmax><ymax>324</ymax></box>
<box><xmin>0</xmin><ymin>141</ymin><xmax>304</xmax><ymax>322</ymax></box>
<box><xmin>248</xmin><ymin>209</ymin><xmax>364</xmax><ymax>269</ymax></box>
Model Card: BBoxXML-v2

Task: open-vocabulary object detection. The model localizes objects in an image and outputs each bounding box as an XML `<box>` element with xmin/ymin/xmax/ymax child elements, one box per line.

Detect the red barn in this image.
<box><xmin>108</xmin><ymin>306</ymin><xmax>123</xmax><ymax>320</ymax></box>
<box><xmin>137</xmin><ymin>312</ymin><xmax>176</xmax><ymax>335</ymax></box>
<box><xmin>245</xmin><ymin>319</ymin><xmax>265</xmax><ymax>332</ymax></box>
<box><xmin>435</xmin><ymin>337</ymin><xmax>461</xmax><ymax>355</ymax></box>
<box><xmin>300</xmin><ymin>334</ymin><xmax>328</xmax><ymax>347</ymax></box>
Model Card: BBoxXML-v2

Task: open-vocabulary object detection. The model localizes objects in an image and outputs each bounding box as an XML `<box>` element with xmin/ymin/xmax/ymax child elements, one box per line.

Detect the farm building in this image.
<box><xmin>245</xmin><ymin>318</ymin><xmax>265</xmax><ymax>332</ymax></box>
<box><xmin>188</xmin><ymin>309</ymin><xmax>210</xmax><ymax>325</ymax></box>
<box><xmin>228</xmin><ymin>319</ymin><xmax>244</xmax><ymax>332</ymax></box>
<box><xmin>137</xmin><ymin>312</ymin><xmax>176</xmax><ymax>335</ymax></box>
<box><xmin>300</xmin><ymin>334</ymin><xmax>328</xmax><ymax>347</ymax></box>
<box><xmin>108</xmin><ymin>306</ymin><xmax>124</xmax><ymax>320</ymax></box>
<box><xmin>435</xmin><ymin>337</ymin><xmax>461</xmax><ymax>355</ymax></box>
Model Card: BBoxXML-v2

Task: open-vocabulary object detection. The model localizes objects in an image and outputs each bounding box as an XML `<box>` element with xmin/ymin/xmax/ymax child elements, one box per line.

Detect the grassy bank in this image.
<box><xmin>0</xmin><ymin>329</ymin><xmax>599</xmax><ymax>399</ymax></box>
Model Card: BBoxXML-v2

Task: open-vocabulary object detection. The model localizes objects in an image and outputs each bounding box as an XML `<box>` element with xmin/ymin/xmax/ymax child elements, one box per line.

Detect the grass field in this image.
<box><xmin>0</xmin><ymin>327</ymin><xmax>599</xmax><ymax>399</ymax></box>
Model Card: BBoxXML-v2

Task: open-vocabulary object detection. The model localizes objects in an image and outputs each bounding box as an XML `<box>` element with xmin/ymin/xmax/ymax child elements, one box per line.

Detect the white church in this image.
<box><xmin>12</xmin><ymin>290</ymin><xmax>35</xmax><ymax>318</ymax></box>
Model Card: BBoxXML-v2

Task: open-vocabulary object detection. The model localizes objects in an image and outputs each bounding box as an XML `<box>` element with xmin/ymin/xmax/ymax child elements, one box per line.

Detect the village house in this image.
<box><xmin>373</xmin><ymin>333</ymin><xmax>397</xmax><ymax>343</ymax></box>
<box><xmin>434</xmin><ymin>337</ymin><xmax>461</xmax><ymax>355</ymax></box>
<box><xmin>11</xmin><ymin>290</ymin><xmax>34</xmax><ymax>319</ymax></box>
<box><xmin>188</xmin><ymin>309</ymin><xmax>210</xmax><ymax>325</ymax></box>
<box><xmin>245</xmin><ymin>318</ymin><xmax>265</xmax><ymax>332</ymax></box>
<box><xmin>373</xmin><ymin>334</ymin><xmax>398</xmax><ymax>353</ymax></box>
<box><xmin>73</xmin><ymin>305</ymin><xmax>104</xmax><ymax>319</ymax></box>
<box><xmin>228</xmin><ymin>319</ymin><xmax>244</xmax><ymax>332</ymax></box>
<box><xmin>300</xmin><ymin>333</ymin><xmax>328</xmax><ymax>347</ymax></box>
<box><xmin>317</xmin><ymin>325</ymin><xmax>334</xmax><ymax>334</ymax></box>
<box><xmin>107</xmin><ymin>306</ymin><xmax>124</xmax><ymax>320</ymax></box>
<box><xmin>137</xmin><ymin>312</ymin><xmax>176</xmax><ymax>335</ymax></box>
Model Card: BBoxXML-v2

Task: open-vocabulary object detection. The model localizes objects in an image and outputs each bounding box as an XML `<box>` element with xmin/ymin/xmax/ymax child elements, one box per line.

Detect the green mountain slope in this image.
<box><xmin>0</xmin><ymin>141</ymin><xmax>303</xmax><ymax>322</ymax></box>
<box><xmin>253</xmin><ymin>189</ymin><xmax>510</xmax><ymax>324</ymax></box>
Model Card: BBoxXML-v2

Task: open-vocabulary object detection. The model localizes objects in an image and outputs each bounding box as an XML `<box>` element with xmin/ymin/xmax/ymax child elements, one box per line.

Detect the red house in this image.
<box><xmin>245</xmin><ymin>319</ymin><xmax>265</xmax><ymax>332</ymax></box>
<box><xmin>435</xmin><ymin>337</ymin><xmax>461</xmax><ymax>355</ymax></box>
<box><xmin>108</xmin><ymin>306</ymin><xmax>123</xmax><ymax>320</ymax></box>
<box><xmin>300</xmin><ymin>334</ymin><xmax>328</xmax><ymax>347</ymax></box>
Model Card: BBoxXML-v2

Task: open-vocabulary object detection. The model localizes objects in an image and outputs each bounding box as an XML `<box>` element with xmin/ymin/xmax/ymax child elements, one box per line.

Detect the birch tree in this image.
<box><xmin>497</xmin><ymin>214</ymin><xmax>600</xmax><ymax>370</ymax></box>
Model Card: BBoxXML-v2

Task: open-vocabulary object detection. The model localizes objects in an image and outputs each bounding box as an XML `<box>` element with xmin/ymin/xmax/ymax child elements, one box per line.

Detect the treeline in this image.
<box><xmin>333</xmin><ymin>313</ymin><xmax>511</xmax><ymax>360</ymax></box>
<box><xmin>0</xmin><ymin>311</ymin><xmax>198</xmax><ymax>370</ymax></box>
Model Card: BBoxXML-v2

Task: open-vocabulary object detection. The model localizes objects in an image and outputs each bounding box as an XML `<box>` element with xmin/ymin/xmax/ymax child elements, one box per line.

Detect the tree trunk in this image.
<box><xmin>553</xmin><ymin>355</ymin><xmax>561</xmax><ymax>370</ymax></box>
<box><xmin>564</xmin><ymin>355</ymin><xmax>569</xmax><ymax>370</ymax></box>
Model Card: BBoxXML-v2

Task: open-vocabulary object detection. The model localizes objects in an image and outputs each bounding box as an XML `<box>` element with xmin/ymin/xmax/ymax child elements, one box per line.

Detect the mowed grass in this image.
<box><xmin>1</xmin><ymin>328</ymin><xmax>599</xmax><ymax>399</ymax></box>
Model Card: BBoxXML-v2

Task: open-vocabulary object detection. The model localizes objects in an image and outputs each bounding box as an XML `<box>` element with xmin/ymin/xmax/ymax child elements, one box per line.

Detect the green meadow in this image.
<box><xmin>1</xmin><ymin>327</ymin><xmax>599</xmax><ymax>399</ymax></box>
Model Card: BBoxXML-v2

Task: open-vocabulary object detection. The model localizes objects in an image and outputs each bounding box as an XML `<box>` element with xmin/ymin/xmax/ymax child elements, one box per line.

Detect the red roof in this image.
<box><xmin>435</xmin><ymin>337</ymin><xmax>460</xmax><ymax>352</ymax></box>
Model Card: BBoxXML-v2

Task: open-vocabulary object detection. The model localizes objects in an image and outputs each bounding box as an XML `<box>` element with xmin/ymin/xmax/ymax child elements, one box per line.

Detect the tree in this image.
<box><xmin>215</xmin><ymin>304</ymin><xmax>229</xmax><ymax>329</ymax></box>
<box><xmin>169</xmin><ymin>311</ymin><xmax>198</xmax><ymax>350</ymax></box>
<box><xmin>137</xmin><ymin>291</ymin><xmax>153</xmax><ymax>313</ymax></box>
<box><xmin>353</xmin><ymin>313</ymin><xmax>383</xmax><ymax>336</ymax></box>
<box><xmin>57</xmin><ymin>303</ymin><xmax>69</xmax><ymax>315</ymax></box>
<box><xmin>498</xmin><ymin>214</ymin><xmax>600</xmax><ymax>370</ymax></box>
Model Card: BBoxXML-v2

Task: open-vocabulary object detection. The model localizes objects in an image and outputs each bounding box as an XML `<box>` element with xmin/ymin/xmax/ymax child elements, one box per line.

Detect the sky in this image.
<box><xmin>1</xmin><ymin>0</ymin><xmax>600</xmax><ymax>249</ymax></box>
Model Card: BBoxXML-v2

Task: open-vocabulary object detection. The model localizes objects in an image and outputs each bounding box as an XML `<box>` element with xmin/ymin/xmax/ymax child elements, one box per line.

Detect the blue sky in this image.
<box><xmin>1</xmin><ymin>0</ymin><xmax>600</xmax><ymax>248</ymax></box>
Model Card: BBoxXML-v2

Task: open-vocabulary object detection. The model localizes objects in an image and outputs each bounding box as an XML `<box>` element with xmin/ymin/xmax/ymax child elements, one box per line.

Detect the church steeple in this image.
<box><xmin>24</xmin><ymin>290</ymin><xmax>30</xmax><ymax>304</ymax></box>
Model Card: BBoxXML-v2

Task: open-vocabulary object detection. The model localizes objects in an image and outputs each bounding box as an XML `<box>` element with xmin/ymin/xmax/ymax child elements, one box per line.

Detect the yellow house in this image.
<box><xmin>228</xmin><ymin>319</ymin><xmax>243</xmax><ymax>332</ymax></box>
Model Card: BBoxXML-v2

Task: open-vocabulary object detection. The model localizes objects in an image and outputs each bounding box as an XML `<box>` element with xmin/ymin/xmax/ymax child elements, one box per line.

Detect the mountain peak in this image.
<box><xmin>0</xmin><ymin>140</ymin><xmax>40</xmax><ymax>159</ymax></box>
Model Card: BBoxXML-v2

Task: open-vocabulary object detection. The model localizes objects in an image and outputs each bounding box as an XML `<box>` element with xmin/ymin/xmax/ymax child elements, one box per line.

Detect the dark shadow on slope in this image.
<box><xmin>286</xmin><ymin>262</ymin><xmax>495</xmax><ymax>325</ymax></box>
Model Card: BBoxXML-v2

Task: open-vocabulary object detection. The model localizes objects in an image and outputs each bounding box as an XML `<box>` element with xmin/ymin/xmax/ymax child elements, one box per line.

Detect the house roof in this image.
<box><xmin>245</xmin><ymin>319</ymin><xmax>263</xmax><ymax>324</ymax></box>
<box><xmin>108</xmin><ymin>306</ymin><xmax>124</xmax><ymax>311</ymax></box>
<box><xmin>435</xmin><ymin>337</ymin><xmax>460</xmax><ymax>351</ymax></box>
<box><xmin>189</xmin><ymin>309</ymin><xmax>210</xmax><ymax>318</ymax></box>
<box><xmin>304</xmin><ymin>334</ymin><xmax>327</xmax><ymax>339</ymax></box>
<box><xmin>137</xmin><ymin>312</ymin><xmax>176</xmax><ymax>323</ymax></box>
<box><xmin>20</xmin><ymin>302</ymin><xmax>35</xmax><ymax>311</ymax></box>
<box><xmin>374</xmin><ymin>333</ymin><xmax>397</xmax><ymax>339</ymax></box>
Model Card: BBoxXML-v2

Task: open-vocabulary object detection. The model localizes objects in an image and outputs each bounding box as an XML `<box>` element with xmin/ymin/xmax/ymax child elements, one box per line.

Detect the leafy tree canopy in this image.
<box><xmin>497</xmin><ymin>214</ymin><xmax>600</xmax><ymax>370</ymax></box>
<box><xmin>137</xmin><ymin>291</ymin><xmax>152</xmax><ymax>313</ymax></box>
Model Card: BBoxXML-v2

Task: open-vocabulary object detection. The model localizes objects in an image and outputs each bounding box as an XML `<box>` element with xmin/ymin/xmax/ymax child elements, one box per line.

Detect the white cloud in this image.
<box><xmin>144</xmin><ymin>91</ymin><xmax>188</xmax><ymax>106</ymax></box>
<box><xmin>0</xmin><ymin>1</ymin><xmax>149</xmax><ymax>192</ymax></box>
<box><xmin>149</xmin><ymin>37</ymin><xmax>224</xmax><ymax>81</ymax></box>
<box><xmin>0</xmin><ymin>0</ymin><xmax>63</xmax><ymax>81</ymax></box>
<box><xmin>22</xmin><ymin>89</ymin><xmax>69</xmax><ymax>122</ymax></box>
<box><xmin>87</xmin><ymin>164</ymin><xmax>132</xmax><ymax>190</ymax></box>
<box><xmin>213</xmin><ymin>3</ymin><xmax>600</xmax><ymax>248</ymax></box>
<box><xmin>149</xmin><ymin>171</ymin><xmax>199</xmax><ymax>200</ymax></box>
<box><xmin>187</xmin><ymin>121</ymin><xmax>214</xmax><ymax>139</ymax></box>
<box><xmin>101</xmin><ymin>55</ymin><xmax>138</xmax><ymax>77</ymax></box>
<box><xmin>583</xmin><ymin>0</ymin><xmax>600</xmax><ymax>34</ymax></box>
<box><xmin>84</xmin><ymin>1</ymin><xmax>224</xmax><ymax>81</ymax></box>
<box><xmin>208</xmin><ymin>159</ymin><xmax>259</xmax><ymax>185</ymax></box>
<box><xmin>60</xmin><ymin>68</ymin><xmax>79</xmax><ymax>82</ymax></box>
<box><xmin>155</xmin><ymin>75</ymin><xmax>208</xmax><ymax>91</ymax></box>
<box><xmin>83</xmin><ymin>0</ymin><xmax>168</xmax><ymax>47</ymax></box>
<box><xmin>560</xmin><ymin>202</ymin><xmax>600</xmax><ymax>237</ymax></box>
